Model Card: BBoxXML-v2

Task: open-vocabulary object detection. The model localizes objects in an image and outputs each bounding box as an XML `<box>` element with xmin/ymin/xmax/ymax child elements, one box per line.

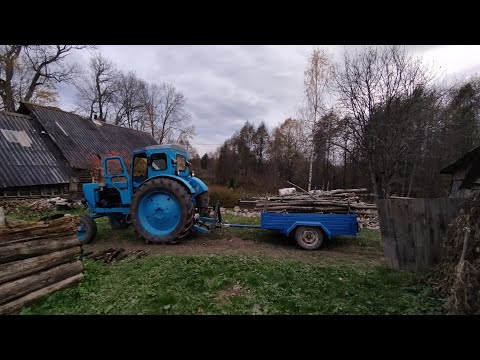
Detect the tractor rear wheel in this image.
<box><xmin>196</xmin><ymin>191</ymin><xmax>210</xmax><ymax>217</ymax></box>
<box><xmin>130</xmin><ymin>178</ymin><xmax>194</xmax><ymax>244</ymax></box>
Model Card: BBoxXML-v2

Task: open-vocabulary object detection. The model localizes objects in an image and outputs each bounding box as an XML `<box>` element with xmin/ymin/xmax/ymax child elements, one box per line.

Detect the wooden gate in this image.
<box><xmin>377</xmin><ymin>198</ymin><xmax>464</xmax><ymax>271</ymax></box>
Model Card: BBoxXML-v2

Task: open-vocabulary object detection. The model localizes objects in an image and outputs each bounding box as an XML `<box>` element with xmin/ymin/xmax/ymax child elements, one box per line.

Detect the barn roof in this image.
<box><xmin>440</xmin><ymin>145</ymin><xmax>480</xmax><ymax>174</ymax></box>
<box><xmin>0</xmin><ymin>111</ymin><xmax>71</xmax><ymax>188</ymax></box>
<box><xmin>18</xmin><ymin>102</ymin><xmax>157</xmax><ymax>170</ymax></box>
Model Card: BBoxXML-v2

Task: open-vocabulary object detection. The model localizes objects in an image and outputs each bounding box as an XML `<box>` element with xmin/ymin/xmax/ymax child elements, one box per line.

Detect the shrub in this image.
<box><xmin>208</xmin><ymin>185</ymin><xmax>248</xmax><ymax>208</ymax></box>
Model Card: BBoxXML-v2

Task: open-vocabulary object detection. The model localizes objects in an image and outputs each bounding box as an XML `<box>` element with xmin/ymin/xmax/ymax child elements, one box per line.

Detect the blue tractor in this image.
<box><xmin>77</xmin><ymin>144</ymin><xmax>210</xmax><ymax>245</ymax></box>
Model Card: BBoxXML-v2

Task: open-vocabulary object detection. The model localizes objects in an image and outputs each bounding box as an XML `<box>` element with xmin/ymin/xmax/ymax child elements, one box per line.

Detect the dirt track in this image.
<box><xmin>84</xmin><ymin>226</ymin><xmax>385</xmax><ymax>267</ymax></box>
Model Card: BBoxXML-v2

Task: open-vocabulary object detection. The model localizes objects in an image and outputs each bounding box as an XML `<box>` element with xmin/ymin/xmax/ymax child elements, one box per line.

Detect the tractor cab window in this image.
<box><xmin>176</xmin><ymin>154</ymin><xmax>187</xmax><ymax>172</ymax></box>
<box><xmin>106</xmin><ymin>158</ymin><xmax>124</xmax><ymax>175</ymax></box>
<box><xmin>151</xmin><ymin>153</ymin><xmax>167</xmax><ymax>171</ymax></box>
<box><xmin>132</xmin><ymin>153</ymin><xmax>148</xmax><ymax>182</ymax></box>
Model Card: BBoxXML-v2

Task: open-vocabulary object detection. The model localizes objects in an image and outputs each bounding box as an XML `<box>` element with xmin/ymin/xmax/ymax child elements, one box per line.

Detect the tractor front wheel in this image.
<box><xmin>130</xmin><ymin>178</ymin><xmax>194</xmax><ymax>244</ymax></box>
<box><xmin>76</xmin><ymin>214</ymin><xmax>97</xmax><ymax>245</ymax></box>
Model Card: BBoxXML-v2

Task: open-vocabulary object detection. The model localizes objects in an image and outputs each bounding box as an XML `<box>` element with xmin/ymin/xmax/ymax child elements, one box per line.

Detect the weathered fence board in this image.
<box><xmin>377</xmin><ymin>198</ymin><xmax>464</xmax><ymax>270</ymax></box>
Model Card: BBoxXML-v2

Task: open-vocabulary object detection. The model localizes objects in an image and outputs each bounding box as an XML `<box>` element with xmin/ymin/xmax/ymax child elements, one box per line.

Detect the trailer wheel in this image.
<box><xmin>76</xmin><ymin>214</ymin><xmax>97</xmax><ymax>245</ymax></box>
<box><xmin>294</xmin><ymin>226</ymin><xmax>324</xmax><ymax>250</ymax></box>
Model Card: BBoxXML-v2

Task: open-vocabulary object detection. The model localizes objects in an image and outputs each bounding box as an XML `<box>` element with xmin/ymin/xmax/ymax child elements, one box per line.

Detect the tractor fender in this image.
<box><xmin>286</xmin><ymin>221</ymin><xmax>332</xmax><ymax>239</ymax></box>
<box><xmin>188</xmin><ymin>177</ymin><xmax>208</xmax><ymax>195</ymax></box>
<box><xmin>138</xmin><ymin>175</ymin><xmax>196</xmax><ymax>194</ymax></box>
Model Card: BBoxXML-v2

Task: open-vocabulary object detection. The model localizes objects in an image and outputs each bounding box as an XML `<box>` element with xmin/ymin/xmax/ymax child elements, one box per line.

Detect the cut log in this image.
<box><xmin>1</xmin><ymin>231</ymin><xmax>80</xmax><ymax>246</ymax></box>
<box><xmin>310</xmin><ymin>188</ymin><xmax>367</xmax><ymax>195</ymax></box>
<box><xmin>106</xmin><ymin>249</ymin><xmax>125</xmax><ymax>263</ymax></box>
<box><xmin>0</xmin><ymin>236</ymin><xmax>79</xmax><ymax>264</ymax></box>
<box><xmin>0</xmin><ymin>273</ymin><xmax>83</xmax><ymax>315</ymax></box>
<box><xmin>255</xmin><ymin>201</ymin><xmax>350</xmax><ymax>208</ymax></box>
<box><xmin>0</xmin><ymin>261</ymin><xmax>83</xmax><ymax>306</ymax></box>
<box><xmin>0</xmin><ymin>247</ymin><xmax>81</xmax><ymax>285</ymax></box>
<box><xmin>265</xmin><ymin>206</ymin><xmax>348</xmax><ymax>212</ymax></box>
<box><xmin>0</xmin><ymin>216</ymin><xmax>80</xmax><ymax>242</ymax></box>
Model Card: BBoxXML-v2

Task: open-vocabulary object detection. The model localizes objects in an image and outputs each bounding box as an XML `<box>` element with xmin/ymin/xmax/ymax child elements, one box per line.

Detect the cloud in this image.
<box><xmin>58</xmin><ymin>45</ymin><xmax>480</xmax><ymax>155</ymax></box>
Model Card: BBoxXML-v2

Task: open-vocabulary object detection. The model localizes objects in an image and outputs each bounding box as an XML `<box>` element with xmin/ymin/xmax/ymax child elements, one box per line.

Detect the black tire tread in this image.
<box><xmin>294</xmin><ymin>226</ymin><xmax>324</xmax><ymax>251</ymax></box>
<box><xmin>78</xmin><ymin>214</ymin><xmax>97</xmax><ymax>245</ymax></box>
<box><xmin>196</xmin><ymin>192</ymin><xmax>210</xmax><ymax>217</ymax></box>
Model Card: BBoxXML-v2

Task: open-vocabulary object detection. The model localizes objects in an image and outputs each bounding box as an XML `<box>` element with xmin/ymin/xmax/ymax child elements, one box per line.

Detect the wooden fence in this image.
<box><xmin>377</xmin><ymin>198</ymin><xmax>465</xmax><ymax>271</ymax></box>
<box><xmin>0</xmin><ymin>215</ymin><xmax>83</xmax><ymax>314</ymax></box>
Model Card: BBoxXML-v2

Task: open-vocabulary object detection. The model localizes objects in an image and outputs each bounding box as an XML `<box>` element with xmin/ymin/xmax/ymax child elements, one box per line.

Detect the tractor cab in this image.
<box><xmin>130</xmin><ymin>144</ymin><xmax>192</xmax><ymax>190</ymax></box>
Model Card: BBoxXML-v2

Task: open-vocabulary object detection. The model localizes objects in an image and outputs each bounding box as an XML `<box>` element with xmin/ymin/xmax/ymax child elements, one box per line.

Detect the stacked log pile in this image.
<box><xmin>248</xmin><ymin>188</ymin><xmax>379</xmax><ymax>229</ymax></box>
<box><xmin>0</xmin><ymin>213</ymin><xmax>83</xmax><ymax>314</ymax></box>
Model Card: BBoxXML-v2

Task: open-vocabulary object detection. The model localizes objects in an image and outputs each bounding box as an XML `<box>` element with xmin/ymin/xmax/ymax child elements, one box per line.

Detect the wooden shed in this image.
<box><xmin>440</xmin><ymin>145</ymin><xmax>480</xmax><ymax>198</ymax></box>
<box><xmin>0</xmin><ymin>102</ymin><xmax>157</xmax><ymax>199</ymax></box>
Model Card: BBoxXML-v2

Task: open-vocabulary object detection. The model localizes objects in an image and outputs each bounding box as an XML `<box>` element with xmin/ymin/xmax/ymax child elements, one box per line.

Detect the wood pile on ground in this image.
<box><xmin>83</xmin><ymin>248</ymin><xmax>148</xmax><ymax>264</ymax></box>
<box><xmin>0</xmin><ymin>212</ymin><xmax>82</xmax><ymax>314</ymax></box>
<box><xmin>243</xmin><ymin>188</ymin><xmax>379</xmax><ymax>229</ymax></box>
<box><xmin>0</xmin><ymin>197</ymin><xmax>80</xmax><ymax>214</ymax></box>
<box><xmin>432</xmin><ymin>188</ymin><xmax>480</xmax><ymax>314</ymax></box>
<box><xmin>0</xmin><ymin>198</ymin><xmax>55</xmax><ymax>213</ymax></box>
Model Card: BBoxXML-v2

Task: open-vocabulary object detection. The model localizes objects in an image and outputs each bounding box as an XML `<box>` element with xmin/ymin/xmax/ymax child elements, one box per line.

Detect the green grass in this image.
<box><xmin>20</xmin><ymin>255</ymin><xmax>442</xmax><ymax>315</ymax></box>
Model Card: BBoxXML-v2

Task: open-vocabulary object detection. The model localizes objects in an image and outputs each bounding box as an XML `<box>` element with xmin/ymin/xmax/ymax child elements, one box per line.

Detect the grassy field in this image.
<box><xmin>9</xmin><ymin>207</ymin><xmax>443</xmax><ymax>315</ymax></box>
<box><xmin>21</xmin><ymin>255</ymin><xmax>441</xmax><ymax>315</ymax></box>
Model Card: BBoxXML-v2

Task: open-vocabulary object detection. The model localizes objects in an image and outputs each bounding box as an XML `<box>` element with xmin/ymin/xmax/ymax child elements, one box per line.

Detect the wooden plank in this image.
<box><xmin>395</xmin><ymin>199</ymin><xmax>416</xmax><ymax>270</ymax></box>
<box><xmin>378</xmin><ymin>199</ymin><xmax>399</xmax><ymax>269</ymax></box>
<box><xmin>434</xmin><ymin>198</ymin><xmax>448</xmax><ymax>265</ymax></box>
<box><xmin>0</xmin><ymin>237</ymin><xmax>79</xmax><ymax>264</ymax></box>
<box><xmin>0</xmin><ymin>261</ymin><xmax>83</xmax><ymax>306</ymax></box>
<box><xmin>0</xmin><ymin>247</ymin><xmax>81</xmax><ymax>285</ymax></box>
<box><xmin>414</xmin><ymin>198</ymin><xmax>429</xmax><ymax>270</ymax></box>
<box><xmin>0</xmin><ymin>273</ymin><xmax>83</xmax><ymax>315</ymax></box>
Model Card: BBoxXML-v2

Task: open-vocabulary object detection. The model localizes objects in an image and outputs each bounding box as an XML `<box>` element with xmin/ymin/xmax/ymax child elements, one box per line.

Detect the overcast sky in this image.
<box><xmin>59</xmin><ymin>45</ymin><xmax>480</xmax><ymax>155</ymax></box>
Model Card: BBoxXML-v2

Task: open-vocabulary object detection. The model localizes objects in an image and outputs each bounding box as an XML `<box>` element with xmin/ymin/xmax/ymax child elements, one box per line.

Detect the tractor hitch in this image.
<box><xmin>192</xmin><ymin>201</ymin><xmax>222</xmax><ymax>233</ymax></box>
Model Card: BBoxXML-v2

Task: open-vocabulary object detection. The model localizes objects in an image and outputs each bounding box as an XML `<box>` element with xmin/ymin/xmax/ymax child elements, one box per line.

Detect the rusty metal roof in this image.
<box><xmin>19</xmin><ymin>102</ymin><xmax>157</xmax><ymax>170</ymax></box>
<box><xmin>0</xmin><ymin>111</ymin><xmax>71</xmax><ymax>188</ymax></box>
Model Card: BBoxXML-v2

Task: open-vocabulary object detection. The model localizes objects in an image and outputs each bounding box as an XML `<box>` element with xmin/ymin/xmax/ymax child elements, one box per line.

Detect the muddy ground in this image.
<box><xmin>84</xmin><ymin>219</ymin><xmax>385</xmax><ymax>267</ymax></box>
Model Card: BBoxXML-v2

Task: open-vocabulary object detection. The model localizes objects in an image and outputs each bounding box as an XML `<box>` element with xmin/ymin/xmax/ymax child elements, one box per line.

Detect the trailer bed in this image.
<box><xmin>260</xmin><ymin>212</ymin><xmax>359</xmax><ymax>238</ymax></box>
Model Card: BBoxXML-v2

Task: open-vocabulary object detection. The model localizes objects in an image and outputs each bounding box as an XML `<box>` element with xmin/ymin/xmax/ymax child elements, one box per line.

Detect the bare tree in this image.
<box><xmin>302</xmin><ymin>47</ymin><xmax>335</xmax><ymax>191</ymax></box>
<box><xmin>154</xmin><ymin>83</ymin><xmax>194</xmax><ymax>144</ymax></box>
<box><xmin>334</xmin><ymin>45</ymin><xmax>442</xmax><ymax>198</ymax></box>
<box><xmin>139</xmin><ymin>81</ymin><xmax>195</xmax><ymax>143</ymax></box>
<box><xmin>112</xmin><ymin>71</ymin><xmax>146</xmax><ymax>129</ymax></box>
<box><xmin>141</xmin><ymin>82</ymin><xmax>162</xmax><ymax>137</ymax></box>
<box><xmin>0</xmin><ymin>45</ymin><xmax>90</xmax><ymax>112</ymax></box>
<box><xmin>268</xmin><ymin>118</ymin><xmax>308</xmax><ymax>186</ymax></box>
<box><xmin>74</xmin><ymin>52</ymin><xmax>118</xmax><ymax>120</ymax></box>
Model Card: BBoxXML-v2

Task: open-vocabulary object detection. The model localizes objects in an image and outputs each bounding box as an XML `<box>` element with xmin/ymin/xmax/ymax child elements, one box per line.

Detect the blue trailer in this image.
<box><xmin>195</xmin><ymin>208</ymin><xmax>360</xmax><ymax>250</ymax></box>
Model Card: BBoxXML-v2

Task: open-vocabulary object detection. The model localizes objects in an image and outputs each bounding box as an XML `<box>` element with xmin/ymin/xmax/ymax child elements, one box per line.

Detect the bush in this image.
<box><xmin>208</xmin><ymin>185</ymin><xmax>248</xmax><ymax>208</ymax></box>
